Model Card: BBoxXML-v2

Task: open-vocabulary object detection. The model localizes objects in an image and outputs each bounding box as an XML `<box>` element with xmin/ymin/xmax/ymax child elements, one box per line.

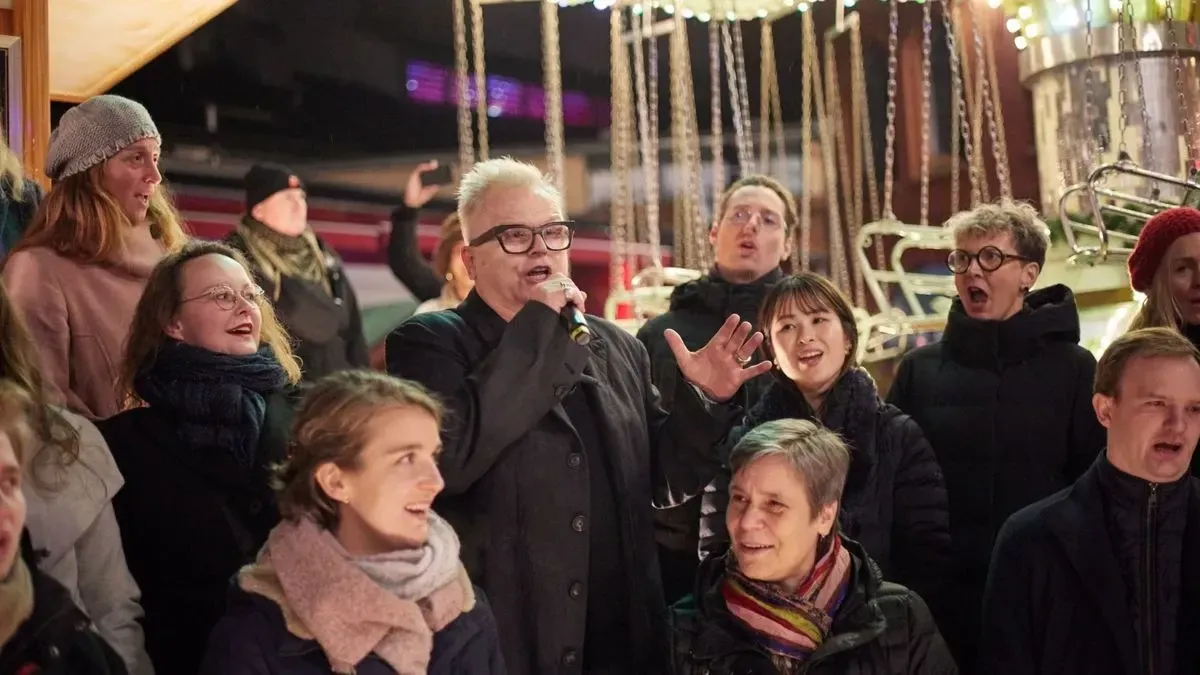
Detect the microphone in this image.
<box><xmin>561</xmin><ymin>304</ymin><xmax>593</xmax><ymax>345</ymax></box>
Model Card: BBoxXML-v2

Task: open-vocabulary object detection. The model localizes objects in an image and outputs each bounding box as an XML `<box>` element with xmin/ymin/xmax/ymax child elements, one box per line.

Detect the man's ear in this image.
<box><xmin>1093</xmin><ymin>392</ymin><xmax>1114</xmax><ymax>429</ymax></box>
<box><xmin>1020</xmin><ymin>262</ymin><xmax>1040</xmax><ymax>293</ymax></box>
<box><xmin>460</xmin><ymin>246</ymin><xmax>477</xmax><ymax>282</ymax></box>
<box><xmin>709</xmin><ymin>222</ymin><xmax>720</xmax><ymax>249</ymax></box>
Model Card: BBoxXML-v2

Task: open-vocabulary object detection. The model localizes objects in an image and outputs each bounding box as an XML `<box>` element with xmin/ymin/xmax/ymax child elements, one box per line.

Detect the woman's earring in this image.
<box><xmin>445</xmin><ymin>272</ymin><xmax>454</xmax><ymax>282</ymax></box>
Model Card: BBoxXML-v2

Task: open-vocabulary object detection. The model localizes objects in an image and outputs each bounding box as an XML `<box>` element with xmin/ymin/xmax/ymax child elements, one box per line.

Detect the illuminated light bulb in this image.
<box><xmin>682</xmin><ymin>7</ymin><xmax>694</xmax><ymax>17</ymax></box>
<box><xmin>1014</xmin><ymin>35</ymin><xmax>1028</xmax><ymax>49</ymax></box>
<box><xmin>1024</xmin><ymin>22</ymin><xmax>1041</xmax><ymax>37</ymax></box>
<box><xmin>845</xmin><ymin>0</ymin><xmax>857</xmax><ymax>7</ymax></box>
<box><xmin>1018</xmin><ymin>4</ymin><xmax>1033</xmax><ymax>18</ymax></box>
<box><xmin>798</xmin><ymin>2</ymin><xmax>809</xmax><ymax>10</ymax></box>
<box><xmin>757</xmin><ymin>8</ymin><xmax>769</xmax><ymax>16</ymax></box>
<box><xmin>697</xmin><ymin>11</ymin><xmax>711</xmax><ymax>20</ymax></box>
<box><xmin>1007</xmin><ymin>17</ymin><xmax>1022</xmax><ymax>31</ymax></box>
<box><xmin>663</xmin><ymin>4</ymin><xmax>674</xmax><ymax>13</ymax></box>
<box><xmin>726</xmin><ymin>10</ymin><xmax>737</xmax><ymax>19</ymax></box>
<box><xmin>632</xmin><ymin>4</ymin><xmax>643</xmax><ymax>14</ymax></box>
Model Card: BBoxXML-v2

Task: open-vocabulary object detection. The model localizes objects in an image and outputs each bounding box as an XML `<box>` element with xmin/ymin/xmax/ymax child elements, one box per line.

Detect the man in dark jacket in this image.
<box><xmin>637</xmin><ymin>174</ymin><xmax>795</xmax><ymax>602</ymax></box>
<box><xmin>886</xmin><ymin>200</ymin><xmax>1105</xmax><ymax>672</ymax></box>
<box><xmin>981</xmin><ymin>327</ymin><xmax>1200</xmax><ymax>675</ymax></box>
<box><xmin>226</xmin><ymin>163</ymin><xmax>369</xmax><ymax>381</ymax></box>
<box><xmin>386</xmin><ymin>157</ymin><xmax>771</xmax><ymax>675</ymax></box>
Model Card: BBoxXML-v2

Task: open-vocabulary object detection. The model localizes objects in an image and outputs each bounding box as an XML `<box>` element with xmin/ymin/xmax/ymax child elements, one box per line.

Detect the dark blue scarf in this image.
<box><xmin>134</xmin><ymin>341</ymin><xmax>287</xmax><ymax>469</ymax></box>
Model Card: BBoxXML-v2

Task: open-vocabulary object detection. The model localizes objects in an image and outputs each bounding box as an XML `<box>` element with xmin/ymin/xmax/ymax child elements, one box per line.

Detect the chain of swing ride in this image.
<box><xmin>457</xmin><ymin>0</ymin><xmax>1013</xmax><ymax>320</ymax></box>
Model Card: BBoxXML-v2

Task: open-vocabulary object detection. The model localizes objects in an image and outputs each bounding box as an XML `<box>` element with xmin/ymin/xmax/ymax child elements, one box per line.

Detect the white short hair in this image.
<box><xmin>456</xmin><ymin>157</ymin><xmax>564</xmax><ymax>238</ymax></box>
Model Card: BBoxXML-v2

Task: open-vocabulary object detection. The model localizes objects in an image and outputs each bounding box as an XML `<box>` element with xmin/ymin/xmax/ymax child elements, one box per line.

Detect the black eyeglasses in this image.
<box><xmin>468</xmin><ymin>221</ymin><xmax>575</xmax><ymax>254</ymax></box>
<box><xmin>181</xmin><ymin>285</ymin><xmax>266</xmax><ymax>311</ymax></box>
<box><xmin>947</xmin><ymin>246</ymin><xmax>1034</xmax><ymax>274</ymax></box>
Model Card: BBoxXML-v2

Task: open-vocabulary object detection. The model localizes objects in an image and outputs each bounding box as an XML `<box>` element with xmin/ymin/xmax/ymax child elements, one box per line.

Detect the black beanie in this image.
<box><xmin>245</xmin><ymin>163</ymin><xmax>305</xmax><ymax>211</ymax></box>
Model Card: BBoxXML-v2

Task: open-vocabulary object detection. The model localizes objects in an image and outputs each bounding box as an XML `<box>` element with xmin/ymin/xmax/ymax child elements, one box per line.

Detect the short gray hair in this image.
<box><xmin>729</xmin><ymin>419</ymin><xmax>851</xmax><ymax>515</ymax></box>
<box><xmin>456</xmin><ymin>157</ymin><xmax>564</xmax><ymax>238</ymax></box>
<box><xmin>948</xmin><ymin>199</ymin><xmax>1051</xmax><ymax>267</ymax></box>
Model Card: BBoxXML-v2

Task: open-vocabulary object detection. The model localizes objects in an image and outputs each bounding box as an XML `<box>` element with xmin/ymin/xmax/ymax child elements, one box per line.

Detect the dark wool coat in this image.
<box><xmin>386</xmin><ymin>291</ymin><xmax>739</xmax><ymax>674</ymax></box>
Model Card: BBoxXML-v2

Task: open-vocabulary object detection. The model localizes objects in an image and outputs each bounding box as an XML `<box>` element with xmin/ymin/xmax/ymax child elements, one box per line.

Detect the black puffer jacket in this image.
<box><xmin>637</xmin><ymin>268</ymin><xmax>781</xmax><ymax>602</ymax></box>
<box><xmin>886</xmin><ymin>284</ymin><xmax>1104</xmax><ymax>671</ymax></box>
<box><xmin>0</xmin><ymin>533</ymin><xmax>127</xmax><ymax>675</ymax></box>
<box><xmin>670</xmin><ymin>539</ymin><xmax>957</xmax><ymax>675</ymax></box>
<box><xmin>700</xmin><ymin>368</ymin><xmax>953</xmax><ymax>616</ymax></box>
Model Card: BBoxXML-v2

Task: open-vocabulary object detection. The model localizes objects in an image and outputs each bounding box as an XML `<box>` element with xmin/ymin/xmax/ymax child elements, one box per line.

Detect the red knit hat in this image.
<box><xmin>1127</xmin><ymin>207</ymin><xmax>1200</xmax><ymax>292</ymax></box>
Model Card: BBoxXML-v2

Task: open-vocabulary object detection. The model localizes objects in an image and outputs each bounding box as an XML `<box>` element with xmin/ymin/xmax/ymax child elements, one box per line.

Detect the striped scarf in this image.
<box><xmin>722</xmin><ymin>535</ymin><xmax>853</xmax><ymax>664</ymax></box>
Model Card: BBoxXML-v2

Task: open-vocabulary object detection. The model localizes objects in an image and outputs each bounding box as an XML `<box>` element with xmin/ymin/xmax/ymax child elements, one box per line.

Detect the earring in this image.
<box><xmin>445</xmin><ymin>272</ymin><xmax>454</xmax><ymax>282</ymax></box>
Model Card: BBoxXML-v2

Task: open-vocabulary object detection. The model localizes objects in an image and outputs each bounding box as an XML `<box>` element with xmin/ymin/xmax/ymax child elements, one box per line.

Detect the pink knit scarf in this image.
<box><xmin>240</xmin><ymin>515</ymin><xmax>471</xmax><ymax>674</ymax></box>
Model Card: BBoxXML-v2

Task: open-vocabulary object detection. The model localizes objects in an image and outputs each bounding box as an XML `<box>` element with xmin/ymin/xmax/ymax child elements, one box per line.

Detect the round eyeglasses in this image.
<box><xmin>468</xmin><ymin>221</ymin><xmax>575</xmax><ymax>254</ymax></box>
<box><xmin>181</xmin><ymin>285</ymin><xmax>266</xmax><ymax>311</ymax></box>
<box><xmin>946</xmin><ymin>246</ymin><xmax>1034</xmax><ymax>274</ymax></box>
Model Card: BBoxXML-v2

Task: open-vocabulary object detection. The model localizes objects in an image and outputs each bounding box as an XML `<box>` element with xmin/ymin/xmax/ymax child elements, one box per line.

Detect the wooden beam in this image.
<box><xmin>14</xmin><ymin>0</ymin><xmax>46</xmax><ymax>188</ymax></box>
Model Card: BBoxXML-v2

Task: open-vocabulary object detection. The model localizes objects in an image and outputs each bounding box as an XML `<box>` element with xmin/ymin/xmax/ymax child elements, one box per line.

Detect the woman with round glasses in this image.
<box><xmin>887</xmin><ymin>200</ymin><xmax>1104</xmax><ymax>672</ymax></box>
<box><xmin>96</xmin><ymin>240</ymin><xmax>303</xmax><ymax>675</ymax></box>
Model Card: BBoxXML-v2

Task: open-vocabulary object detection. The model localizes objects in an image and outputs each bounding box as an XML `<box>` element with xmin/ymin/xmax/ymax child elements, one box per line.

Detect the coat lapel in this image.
<box><xmin>549</xmin><ymin>337</ymin><xmax>607</xmax><ymax>433</ymax></box>
<box><xmin>1044</xmin><ymin>468</ymin><xmax>1140</xmax><ymax>674</ymax></box>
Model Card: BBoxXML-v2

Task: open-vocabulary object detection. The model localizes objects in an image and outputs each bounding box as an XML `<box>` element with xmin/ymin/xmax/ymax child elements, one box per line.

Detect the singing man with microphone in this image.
<box><xmin>386</xmin><ymin>157</ymin><xmax>768</xmax><ymax>675</ymax></box>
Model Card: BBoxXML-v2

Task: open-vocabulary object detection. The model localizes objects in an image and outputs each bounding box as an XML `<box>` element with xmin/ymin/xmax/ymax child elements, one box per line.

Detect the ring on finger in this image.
<box><xmin>734</xmin><ymin>353</ymin><xmax>753</xmax><ymax>366</ymax></box>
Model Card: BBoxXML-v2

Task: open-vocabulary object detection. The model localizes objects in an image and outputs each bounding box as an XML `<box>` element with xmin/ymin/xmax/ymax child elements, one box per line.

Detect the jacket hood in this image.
<box><xmin>943</xmin><ymin>283</ymin><xmax>1083</xmax><ymax>367</ymax></box>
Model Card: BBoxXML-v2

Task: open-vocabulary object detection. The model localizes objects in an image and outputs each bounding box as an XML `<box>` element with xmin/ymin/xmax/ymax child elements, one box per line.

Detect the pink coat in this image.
<box><xmin>2</xmin><ymin>227</ymin><xmax>166</xmax><ymax>419</ymax></box>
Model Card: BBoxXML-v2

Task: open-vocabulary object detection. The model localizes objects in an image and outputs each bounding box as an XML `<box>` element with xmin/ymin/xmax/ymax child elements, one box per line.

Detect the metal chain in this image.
<box><xmin>807</xmin><ymin>14</ymin><xmax>849</xmax><ymax>292</ymax></box>
<box><xmin>769</xmin><ymin>38</ymin><xmax>787</xmax><ymax>185</ymax></box>
<box><xmin>646</xmin><ymin>9</ymin><xmax>662</xmax><ymax>266</ymax></box>
<box><xmin>883</xmin><ymin>0</ymin><xmax>900</xmax><ymax>219</ymax></box>
<box><xmin>541</xmin><ymin>0</ymin><xmax>565</xmax><ymax>196</ymax></box>
<box><xmin>709</xmin><ymin>21</ymin><xmax>725</xmax><ymax>224</ymax></box>
<box><xmin>1165</xmin><ymin>0</ymin><xmax>1196</xmax><ymax>164</ymax></box>
<box><xmin>760</xmin><ymin>22</ymin><xmax>773</xmax><ymax>172</ymax></box>
<box><xmin>760</xmin><ymin>24</ymin><xmax>787</xmax><ymax>183</ymax></box>
<box><xmin>452</xmin><ymin>0</ymin><xmax>474</xmax><ymax>172</ymax></box>
<box><xmin>942</xmin><ymin>0</ymin><xmax>980</xmax><ymax>209</ymax></box>
<box><xmin>724</xmin><ymin>20</ymin><xmax>753</xmax><ymax>169</ymax></box>
<box><xmin>968</xmin><ymin>0</ymin><xmax>1009</xmax><ymax>198</ymax></box>
<box><xmin>981</xmin><ymin>13</ymin><xmax>1012</xmax><ymax>198</ymax></box>
<box><xmin>672</xmin><ymin>9</ymin><xmax>705</xmax><ymax>269</ymax></box>
<box><xmin>921</xmin><ymin>0</ymin><xmax>933</xmax><ymax>225</ymax></box>
<box><xmin>630</xmin><ymin>7</ymin><xmax>653</xmax><ymax>269</ymax></box>
<box><xmin>851</xmin><ymin>21</ymin><xmax>885</xmax><ymax>271</ymax></box>
<box><xmin>1128</xmin><ymin>2</ymin><xmax>1154</xmax><ymax>172</ymax></box>
<box><xmin>721</xmin><ymin>22</ymin><xmax>752</xmax><ymax>173</ymax></box>
<box><xmin>673</xmin><ymin>10</ymin><xmax>708</xmax><ymax>271</ymax></box>
<box><xmin>1116</xmin><ymin>0</ymin><xmax>1130</xmax><ymax>156</ymax></box>
<box><xmin>799</xmin><ymin>10</ymin><xmax>813</xmax><ymax>272</ymax></box>
<box><xmin>1083</xmin><ymin>0</ymin><xmax>1099</xmax><ymax>163</ymax></box>
<box><xmin>608</xmin><ymin>8</ymin><xmax>632</xmax><ymax>302</ymax></box>
<box><xmin>469</xmin><ymin>0</ymin><xmax>489</xmax><ymax>161</ymax></box>
<box><xmin>825</xmin><ymin>33</ymin><xmax>862</xmax><ymax>304</ymax></box>
<box><xmin>961</xmin><ymin>4</ymin><xmax>989</xmax><ymax>203</ymax></box>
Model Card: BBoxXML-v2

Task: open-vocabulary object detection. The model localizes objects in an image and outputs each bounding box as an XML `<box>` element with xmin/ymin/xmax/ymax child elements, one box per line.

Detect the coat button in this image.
<box><xmin>569</xmin><ymin>581</ymin><xmax>584</xmax><ymax>599</ymax></box>
<box><xmin>334</xmin><ymin>297</ymin><xmax>345</xmax><ymax>306</ymax></box>
<box><xmin>48</xmin><ymin>645</ymin><xmax>60</xmax><ymax>659</ymax></box>
<box><xmin>567</xmin><ymin>453</ymin><xmax>583</xmax><ymax>469</ymax></box>
<box><xmin>571</xmin><ymin>514</ymin><xmax>586</xmax><ymax>532</ymax></box>
<box><xmin>562</xmin><ymin>648</ymin><xmax>579</xmax><ymax>666</ymax></box>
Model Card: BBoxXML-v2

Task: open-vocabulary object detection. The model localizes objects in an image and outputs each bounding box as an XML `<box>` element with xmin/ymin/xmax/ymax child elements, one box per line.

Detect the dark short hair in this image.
<box><xmin>1095</xmin><ymin>327</ymin><xmax>1200</xmax><ymax>398</ymax></box>
<box><xmin>274</xmin><ymin>370</ymin><xmax>443</xmax><ymax>529</ymax></box>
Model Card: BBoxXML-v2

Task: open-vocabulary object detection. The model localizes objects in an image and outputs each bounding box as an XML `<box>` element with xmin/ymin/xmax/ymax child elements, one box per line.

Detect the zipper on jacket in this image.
<box><xmin>1144</xmin><ymin>483</ymin><xmax>1158</xmax><ymax>675</ymax></box>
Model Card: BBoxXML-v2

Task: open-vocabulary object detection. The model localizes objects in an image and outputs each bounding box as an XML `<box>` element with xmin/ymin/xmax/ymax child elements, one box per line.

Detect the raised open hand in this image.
<box><xmin>665</xmin><ymin>314</ymin><xmax>773</xmax><ymax>403</ymax></box>
<box><xmin>403</xmin><ymin>160</ymin><xmax>444</xmax><ymax>209</ymax></box>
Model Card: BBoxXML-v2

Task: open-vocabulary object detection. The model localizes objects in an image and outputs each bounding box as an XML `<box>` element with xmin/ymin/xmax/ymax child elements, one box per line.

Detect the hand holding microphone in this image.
<box><xmin>533</xmin><ymin>274</ymin><xmax>592</xmax><ymax>345</ymax></box>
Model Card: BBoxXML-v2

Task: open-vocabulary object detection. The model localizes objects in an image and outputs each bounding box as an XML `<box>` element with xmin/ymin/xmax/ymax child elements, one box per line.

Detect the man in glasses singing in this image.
<box><xmin>385</xmin><ymin>157</ymin><xmax>770</xmax><ymax>675</ymax></box>
<box><xmin>886</xmin><ymin>199</ymin><xmax>1104</xmax><ymax>673</ymax></box>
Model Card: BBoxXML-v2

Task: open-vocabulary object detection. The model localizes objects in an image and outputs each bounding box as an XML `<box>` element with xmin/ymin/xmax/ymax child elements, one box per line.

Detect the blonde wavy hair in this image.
<box><xmin>1128</xmin><ymin>262</ymin><xmax>1183</xmax><ymax>331</ymax></box>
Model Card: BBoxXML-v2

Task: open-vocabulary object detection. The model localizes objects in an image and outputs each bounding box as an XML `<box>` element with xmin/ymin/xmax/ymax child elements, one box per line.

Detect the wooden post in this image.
<box><xmin>14</xmin><ymin>0</ymin><xmax>48</xmax><ymax>188</ymax></box>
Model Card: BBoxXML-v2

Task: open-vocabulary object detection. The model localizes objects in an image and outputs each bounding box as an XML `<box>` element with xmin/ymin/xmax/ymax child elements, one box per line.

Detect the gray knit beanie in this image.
<box><xmin>45</xmin><ymin>94</ymin><xmax>161</xmax><ymax>181</ymax></box>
